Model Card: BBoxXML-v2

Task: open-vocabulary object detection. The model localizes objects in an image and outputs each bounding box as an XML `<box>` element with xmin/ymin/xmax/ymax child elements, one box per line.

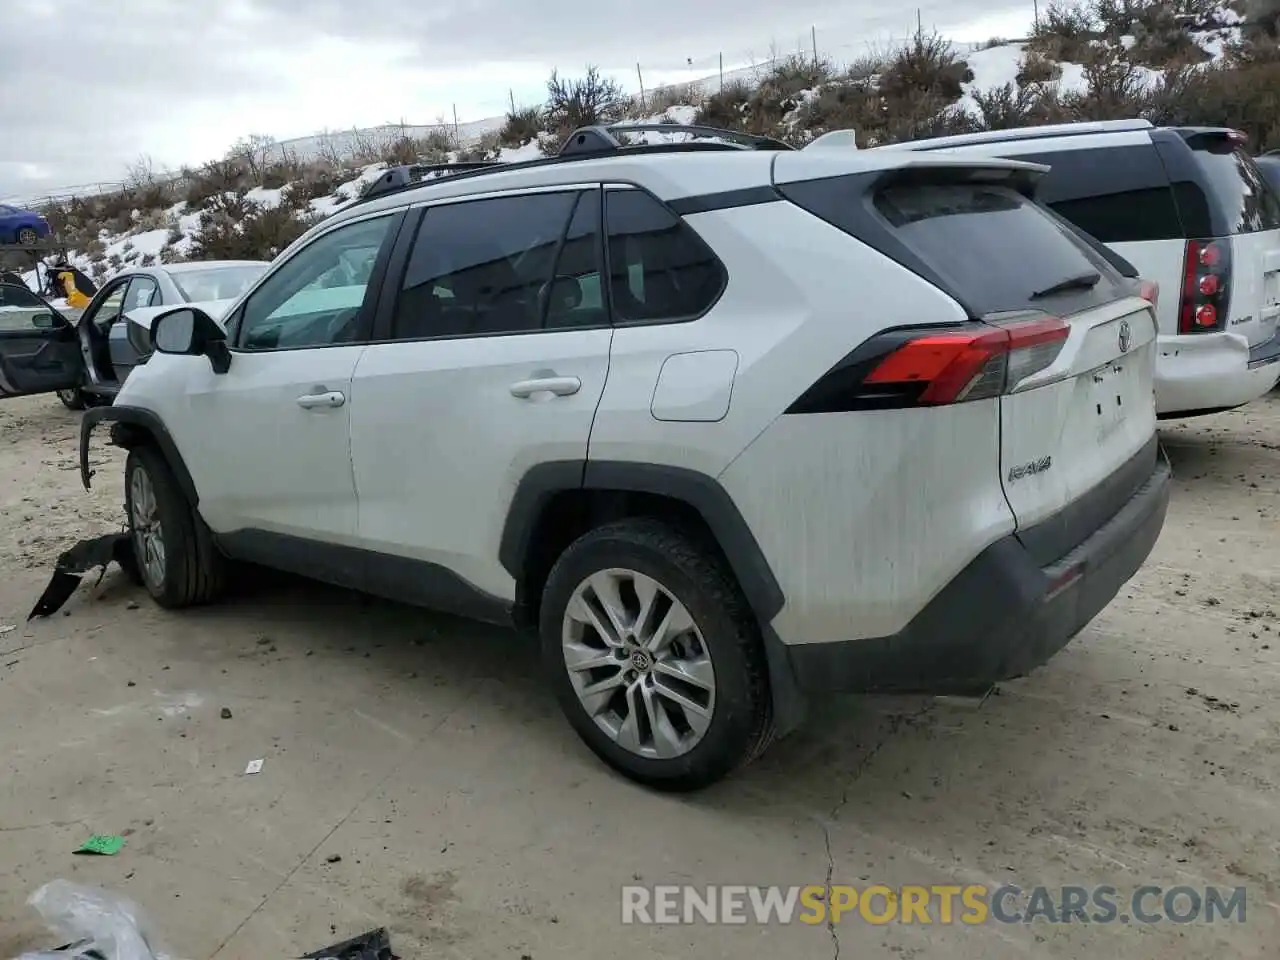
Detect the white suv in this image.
<box><xmin>875</xmin><ymin>120</ymin><xmax>1280</xmax><ymax>417</ymax></box>
<box><xmin>50</xmin><ymin>125</ymin><xmax>1171</xmax><ymax>789</ymax></box>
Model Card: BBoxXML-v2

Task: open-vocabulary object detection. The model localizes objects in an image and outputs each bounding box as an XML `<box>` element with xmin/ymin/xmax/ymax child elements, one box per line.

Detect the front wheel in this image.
<box><xmin>540</xmin><ymin>518</ymin><xmax>774</xmax><ymax>791</ymax></box>
<box><xmin>56</xmin><ymin>388</ymin><xmax>86</xmax><ymax>410</ymax></box>
<box><xmin>125</xmin><ymin>446</ymin><xmax>226</xmax><ymax>608</ymax></box>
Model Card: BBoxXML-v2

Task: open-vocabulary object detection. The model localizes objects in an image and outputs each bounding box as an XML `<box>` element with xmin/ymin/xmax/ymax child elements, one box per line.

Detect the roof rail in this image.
<box><xmin>359</xmin><ymin>161</ymin><xmax>503</xmax><ymax>203</ymax></box>
<box><xmin>353</xmin><ymin>122</ymin><xmax>793</xmax><ymax>206</ymax></box>
<box><xmin>876</xmin><ymin>118</ymin><xmax>1155</xmax><ymax>153</ymax></box>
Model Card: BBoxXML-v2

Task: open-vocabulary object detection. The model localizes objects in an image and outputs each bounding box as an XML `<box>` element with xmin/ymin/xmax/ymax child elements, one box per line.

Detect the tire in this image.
<box><xmin>125</xmin><ymin>445</ymin><xmax>225</xmax><ymax>608</ymax></box>
<box><xmin>540</xmin><ymin>518</ymin><xmax>774</xmax><ymax>791</ymax></box>
<box><xmin>16</xmin><ymin>227</ymin><xmax>39</xmax><ymax>245</ymax></box>
<box><xmin>56</xmin><ymin>388</ymin><xmax>86</xmax><ymax>411</ymax></box>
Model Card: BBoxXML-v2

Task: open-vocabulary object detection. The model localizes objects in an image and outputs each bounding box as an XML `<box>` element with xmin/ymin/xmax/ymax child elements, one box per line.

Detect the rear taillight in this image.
<box><xmin>860</xmin><ymin>317</ymin><xmax>1069</xmax><ymax>406</ymax></box>
<box><xmin>1178</xmin><ymin>239</ymin><xmax>1231</xmax><ymax>334</ymax></box>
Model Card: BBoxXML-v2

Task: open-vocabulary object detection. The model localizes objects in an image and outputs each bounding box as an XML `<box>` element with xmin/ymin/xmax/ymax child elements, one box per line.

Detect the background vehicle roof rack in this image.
<box><xmin>559</xmin><ymin>123</ymin><xmax>795</xmax><ymax>156</ymax></box>
<box><xmin>359</xmin><ymin>161</ymin><xmax>502</xmax><ymax>203</ymax></box>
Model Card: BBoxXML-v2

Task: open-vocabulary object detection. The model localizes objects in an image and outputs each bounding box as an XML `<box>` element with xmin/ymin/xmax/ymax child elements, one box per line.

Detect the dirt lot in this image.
<box><xmin>0</xmin><ymin>392</ymin><xmax>1277</xmax><ymax>960</ymax></box>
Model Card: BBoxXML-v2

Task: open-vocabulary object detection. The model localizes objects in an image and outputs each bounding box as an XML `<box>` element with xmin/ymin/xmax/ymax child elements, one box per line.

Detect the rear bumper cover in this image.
<box><xmin>1155</xmin><ymin>330</ymin><xmax>1280</xmax><ymax>416</ymax></box>
<box><xmin>785</xmin><ymin>452</ymin><xmax>1171</xmax><ymax>695</ymax></box>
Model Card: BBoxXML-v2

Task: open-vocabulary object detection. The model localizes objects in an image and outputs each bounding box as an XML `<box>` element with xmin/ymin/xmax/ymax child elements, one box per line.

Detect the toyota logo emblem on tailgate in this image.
<box><xmin>1118</xmin><ymin>319</ymin><xmax>1132</xmax><ymax>354</ymax></box>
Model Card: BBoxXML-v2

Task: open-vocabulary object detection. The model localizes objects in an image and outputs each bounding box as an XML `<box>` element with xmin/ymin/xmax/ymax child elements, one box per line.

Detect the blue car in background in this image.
<box><xmin>0</xmin><ymin>204</ymin><xmax>50</xmax><ymax>245</ymax></box>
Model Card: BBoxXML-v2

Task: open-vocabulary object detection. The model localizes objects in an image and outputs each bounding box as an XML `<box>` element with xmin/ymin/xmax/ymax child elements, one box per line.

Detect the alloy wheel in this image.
<box><xmin>129</xmin><ymin>465</ymin><xmax>166</xmax><ymax>589</ymax></box>
<box><xmin>561</xmin><ymin>568</ymin><xmax>716</xmax><ymax>759</ymax></box>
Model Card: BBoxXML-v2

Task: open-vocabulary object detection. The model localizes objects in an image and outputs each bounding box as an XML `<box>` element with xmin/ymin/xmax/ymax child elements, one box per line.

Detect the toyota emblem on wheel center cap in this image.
<box><xmin>631</xmin><ymin>650</ymin><xmax>652</xmax><ymax>672</ymax></box>
<box><xmin>1118</xmin><ymin>319</ymin><xmax>1132</xmax><ymax>354</ymax></box>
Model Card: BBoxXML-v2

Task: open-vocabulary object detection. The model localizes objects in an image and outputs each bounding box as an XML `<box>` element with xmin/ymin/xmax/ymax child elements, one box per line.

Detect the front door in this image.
<box><xmin>160</xmin><ymin>212</ymin><xmax>403</xmax><ymax>551</ymax></box>
<box><xmin>350</xmin><ymin>189</ymin><xmax>613</xmax><ymax>603</ymax></box>
<box><xmin>0</xmin><ymin>283</ymin><xmax>83</xmax><ymax>396</ymax></box>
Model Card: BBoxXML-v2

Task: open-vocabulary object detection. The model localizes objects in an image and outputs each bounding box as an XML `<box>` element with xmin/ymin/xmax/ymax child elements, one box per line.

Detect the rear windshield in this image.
<box><xmin>1185</xmin><ymin>138</ymin><xmax>1280</xmax><ymax>235</ymax></box>
<box><xmin>872</xmin><ymin>182</ymin><xmax>1128</xmax><ymax>316</ymax></box>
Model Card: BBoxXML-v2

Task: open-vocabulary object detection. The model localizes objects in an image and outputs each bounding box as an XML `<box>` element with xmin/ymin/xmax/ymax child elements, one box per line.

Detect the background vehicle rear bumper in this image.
<box><xmin>784</xmin><ymin>456</ymin><xmax>1171</xmax><ymax>695</ymax></box>
<box><xmin>1155</xmin><ymin>330</ymin><xmax>1280</xmax><ymax>416</ymax></box>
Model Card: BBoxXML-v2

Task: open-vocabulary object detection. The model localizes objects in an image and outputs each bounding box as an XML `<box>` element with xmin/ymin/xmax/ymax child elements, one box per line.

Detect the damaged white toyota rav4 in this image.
<box><xmin>63</xmin><ymin>124</ymin><xmax>1169</xmax><ymax>789</ymax></box>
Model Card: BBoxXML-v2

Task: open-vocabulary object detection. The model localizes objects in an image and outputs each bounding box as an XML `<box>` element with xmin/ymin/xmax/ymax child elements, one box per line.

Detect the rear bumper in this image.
<box><xmin>1155</xmin><ymin>330</ymin><xmax>1280</xmax><ymax>416</ymax></box>
<box><xmin>784</xmin><ymin>453</ymin><xmax>1171</xmax><ymax>695</ymax></box>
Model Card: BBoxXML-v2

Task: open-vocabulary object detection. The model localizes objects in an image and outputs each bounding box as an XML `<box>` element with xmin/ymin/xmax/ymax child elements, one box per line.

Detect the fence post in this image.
<box><xmin>509</xmin><ymin>88</ymin><xmax>516</xmax><ymax>113</ymax></box>
<box><xmin>811</xmin><ymin>25</ymin><xmax>818</xmax><ymax>65</ymax></box>
<box><xmin>636</xmin><ymin>63</ymin><xmax>646</xmax><ymax>111</ymax></box>
<box><xmin>719</xmin><ymin>52</ymin><xmax>724</xmax><ymax>91</ymax></box>
<box><xmin>452</xmin><ymin>104</ymin><xmax>461</xmax><ymax>146</ymax></box>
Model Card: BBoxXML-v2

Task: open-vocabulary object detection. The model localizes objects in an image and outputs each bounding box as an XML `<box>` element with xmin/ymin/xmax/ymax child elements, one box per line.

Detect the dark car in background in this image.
<box><xmin>0</xmin><ymin>204</ymin><xmax>51</xmax><ymax>245</ymax></box>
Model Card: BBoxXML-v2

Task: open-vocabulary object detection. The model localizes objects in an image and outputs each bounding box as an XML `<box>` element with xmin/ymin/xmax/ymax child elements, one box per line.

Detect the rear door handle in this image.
<box><xmin>509</xmin><ymin>376</ymin><xmax>581</xmax><ymax>399</ymax></box>
<box><xmin>296</xmin><ymin>390</ymin><xmax>346</xmax><ymax>409</ymax></box>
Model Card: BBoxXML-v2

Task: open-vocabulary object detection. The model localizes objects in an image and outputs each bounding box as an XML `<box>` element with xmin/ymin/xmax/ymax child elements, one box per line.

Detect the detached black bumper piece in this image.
<box><xmin>786</xmin><ymin>455</ymin><xmax>1171</xmax><ymax>695</ymax></box>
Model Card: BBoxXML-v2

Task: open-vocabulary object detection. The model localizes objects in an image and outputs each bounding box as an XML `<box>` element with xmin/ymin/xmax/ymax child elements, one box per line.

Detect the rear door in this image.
<box><xmin>865</xmin><ymin>176</ymin><xmax>1159</xmax><ymax>532</ymax></box>
<box><xmin>0</xmin><ymin>283</ymin><xmax>84</xmax><ymax>396</ymax></box>
<box><xmin>1161</xmin><ymin>131</ymin><xmax>1280</xmax><ymax>348</ymax></box>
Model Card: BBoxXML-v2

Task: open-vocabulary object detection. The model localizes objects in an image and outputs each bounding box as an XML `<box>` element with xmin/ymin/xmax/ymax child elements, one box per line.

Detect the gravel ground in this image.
<box><xmin>0</xmin><ymin>392</ymin><xmax>1276</xmax><ymax>960</ymax></box>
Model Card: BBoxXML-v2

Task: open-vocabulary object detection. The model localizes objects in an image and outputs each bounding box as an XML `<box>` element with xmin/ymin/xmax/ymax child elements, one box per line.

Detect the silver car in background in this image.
<box><xmin>58</xmin><ymin>260</ymin><xmax>267</xmax><ymax>409</ymax></box>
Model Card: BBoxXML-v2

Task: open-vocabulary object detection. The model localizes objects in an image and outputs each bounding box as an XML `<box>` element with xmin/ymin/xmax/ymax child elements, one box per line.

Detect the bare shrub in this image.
<box><xmin>500</xmin><ymin>105</ymin><xmax>545</xmax><ymax>147</ymax></box>
<box><xmin>880</xmin><ymin>31</ymin><xmax>974</xmax><ymax>104</ymax></box>
<box><xmin>546</xmin><ymin>66</ymin><xmax>627</xmax><ymax>129</ymax></box>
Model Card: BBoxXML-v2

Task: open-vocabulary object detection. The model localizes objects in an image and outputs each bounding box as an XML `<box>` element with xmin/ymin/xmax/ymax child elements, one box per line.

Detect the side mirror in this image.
<box><xmin>151</xmin><ymin>307</ymin><xmax>231</xmax><ymax>374</ymax></box>
<box><xmin>31</xmin><ymin>311</ymin><xmax>56</xmax><ymax>329</ymax></box>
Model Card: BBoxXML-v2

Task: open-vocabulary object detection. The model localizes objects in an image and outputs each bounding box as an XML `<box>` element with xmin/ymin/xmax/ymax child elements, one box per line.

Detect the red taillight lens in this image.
<box><xmin>864</xmin><ymin>317</ymin><xmax>1069</xmax><ymax>405</ymax></box>
<box><xmin>1179</xmin><ymin>239</ymin><xmax>1230</xmax><ymax>334</ymax></box>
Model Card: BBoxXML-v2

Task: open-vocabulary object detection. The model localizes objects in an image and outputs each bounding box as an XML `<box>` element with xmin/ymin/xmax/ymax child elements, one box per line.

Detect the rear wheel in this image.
<box><xmin>540</xmin><ymin>518</ymin><xmax>773</xmax><ymax>791</ymax></box>
<box><xmin>125</xmin><ymin>446</ymin><xmax>225</xmax><ymax>608</ymax></box>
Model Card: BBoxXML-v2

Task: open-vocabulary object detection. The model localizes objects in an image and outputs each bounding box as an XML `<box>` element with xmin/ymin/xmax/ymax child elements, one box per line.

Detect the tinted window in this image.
<box><xmin>873</xmin><ymin>182</ymin><xmax>1127</xmax><ymax>316</ymax></box>
<box><xmin>393</xmin><ymin>192</ymin><xmax>578</xmax><ymax>340</ymax></box>
<box><xmin>1021</xmin><ymin>145</ymin><xmax>1183</xmax><ymax>243</ymax></box>
<box><xmin>605</xmin><ymin>190</ymin><xmax>725</xmax><ymax>323</ymax></box>
<box><xmin>1257</xmin><ymin>156</ymin><xmax>1280</xmax><ymax>198</ymax></box>
<box><xmin>545</xmin><ymin>192</ymin><xmax>608</xmax><ymax>330</ymax></box>
<box><xmin>1185</xmin><ymin>138</ymin><xmax>1280</xmax><ymax>235</ymax></box>
<box><xmin>239</xmin><ymin>214</ymin><xmax>395</xmax><ymax>351</ymax></box>
<box><xmin>123</xmin><ymin>276</ymin><xmax>159</xmax><ymax>312</ymax></box>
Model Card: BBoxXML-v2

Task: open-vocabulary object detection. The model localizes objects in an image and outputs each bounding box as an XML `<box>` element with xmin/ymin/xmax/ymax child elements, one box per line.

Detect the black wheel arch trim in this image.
<box><xmin>80</xmin><ymin>405</ymin><xmax>198</xmax><ymax>505</ymax></box>
<box><xmin>499</xmin><ymin>459</ymin><xmax>786</xmax><ymax>623</ymax></box>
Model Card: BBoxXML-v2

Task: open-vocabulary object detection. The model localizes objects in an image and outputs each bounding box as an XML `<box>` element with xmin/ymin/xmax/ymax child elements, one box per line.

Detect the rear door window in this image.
<box><xmin>1183</xmin><ymin>137</ymin><xmax>1280</xmax><ymax>235</ymax></box>
<box><xmin>873</xmin><ymin>182</ymin><xmax>1129</xmax><ymax>316</ymax></box>
<box><xmin>1019</xmin><ymin>144</ymin><xmax>1183</xmax><ymax>243</ymax></box>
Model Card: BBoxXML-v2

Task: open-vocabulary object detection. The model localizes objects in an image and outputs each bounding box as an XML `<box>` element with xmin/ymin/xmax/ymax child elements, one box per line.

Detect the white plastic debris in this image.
<box><xmin>16</xmin><ymin>880</ymin><xmax>168</xmax><ymax>960</ymax></box>
<box><xmin>244</xmin><ymin>758</ymin><xmax>264</xmax><ymax>775</ymax></box>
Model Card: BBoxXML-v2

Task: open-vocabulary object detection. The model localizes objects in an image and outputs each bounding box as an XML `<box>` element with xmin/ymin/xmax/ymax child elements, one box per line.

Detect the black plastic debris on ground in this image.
<box><xmin>302</xmin><ymin>927</ymin><xmax>398</xmax><ymax>960</ymax></box>
<box><xmin>28</xmin><ymin>532</ymin><xmax>137</xmax><ymax>619</ymax></box>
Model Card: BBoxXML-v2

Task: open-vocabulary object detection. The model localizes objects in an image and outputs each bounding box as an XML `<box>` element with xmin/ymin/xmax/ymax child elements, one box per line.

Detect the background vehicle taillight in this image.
<box><xmin>862</xmin><ymin>317</ymin><xmax>1069</xmax><ymax>406</ymax></box>
<box><xmin>1178</xmin><ymin>239</ymin><xmax>1231</xmax><ymax>334</ymax></box>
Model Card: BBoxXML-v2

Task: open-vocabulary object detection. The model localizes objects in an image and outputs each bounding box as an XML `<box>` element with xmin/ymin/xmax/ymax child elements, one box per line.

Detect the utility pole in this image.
<box><xmin>1033</xmin><ymin>0</ymin><xmax>1040</xmax><ymax>28</ymax></box>
<box><xmin>509</xmin><ymin>88</ymin><xmax>516</xmax><ymax>113</ymax></box>
<box><xmin>636</xmin><ymin>63</ymin><xmax>646</xmax><ymax>111</ymax></box>
<box><xmin>811</xmin><ymin>25</ymin><xmax>818</xmax><ymax>65</ymax></box>
<box><xmin>719</xmin><ymin>52</ymin><xmax>724</xmax><ymax>92</ymax></box>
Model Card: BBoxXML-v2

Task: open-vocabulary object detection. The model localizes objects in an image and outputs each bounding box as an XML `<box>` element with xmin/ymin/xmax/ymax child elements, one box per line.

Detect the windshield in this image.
<box><xmin>170</xmin><ymin>264</ymin><xmax>267</xmax><ymax>302</ymax></box>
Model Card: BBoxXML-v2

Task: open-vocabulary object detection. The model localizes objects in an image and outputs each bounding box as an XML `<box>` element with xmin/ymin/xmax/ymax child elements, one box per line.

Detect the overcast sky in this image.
<box><xmin>0</xmin><ymin>0</ymin><xmax>1033</xmax><ymax>202</ymax></box>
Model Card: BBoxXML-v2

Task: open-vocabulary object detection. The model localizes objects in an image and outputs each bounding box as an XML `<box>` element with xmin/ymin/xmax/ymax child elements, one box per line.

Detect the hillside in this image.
<box><xmin>11</xmin><ymin>0</ymin><xmax>1278</xmax><ymax>290</ymax></box>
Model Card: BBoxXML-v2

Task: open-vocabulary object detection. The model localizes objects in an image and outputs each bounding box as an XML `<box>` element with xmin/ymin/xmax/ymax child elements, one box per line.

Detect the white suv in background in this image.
<box><xmin>11</xmin><ymin>124</ymin><xmax>1169</xmax><ymax>789</ymax></box>
<box><xmin>876</xmin><ymin>119</ymin><xmax>1280</xmax><ymax>417</ymax></box>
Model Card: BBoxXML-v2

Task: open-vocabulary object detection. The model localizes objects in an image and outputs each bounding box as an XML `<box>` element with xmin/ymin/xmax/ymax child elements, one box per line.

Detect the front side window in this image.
<box><xmin>238</xmin><ymin>215</ymin><xmax>395</xmax><ymax>351</ymax></box>
<box><xmin>86</xmin><ymin>282</ymin><xmax>128</xmax><ymax>328</ymax></box>
<box><xmin>604</xmin><ymin>189</ymin><xmax>725</xmax><ymax>323</ymax></box>
<box><xmin>392</xmin><ymin>191</ymin><xmax>580</xmax><ymax>340</ymax></box>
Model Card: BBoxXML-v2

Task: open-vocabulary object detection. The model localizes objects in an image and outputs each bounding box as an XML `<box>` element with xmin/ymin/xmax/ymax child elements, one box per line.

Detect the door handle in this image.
<box><xmin>296</xmin><ymin>390</ymin><xmax>346</xmax><ymax>409</ymax></box>
<box><xmin>509</xmin><ymin>376</ymin><xmax>581</xmax><ymax>399</ymax></box>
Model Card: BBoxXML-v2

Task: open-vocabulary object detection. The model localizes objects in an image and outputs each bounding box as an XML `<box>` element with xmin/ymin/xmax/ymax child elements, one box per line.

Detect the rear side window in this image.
<box><xmin>873</xmin><ymin>182</ymin><xmax>1128</xmax><ymax>316</ymax></box>
<box><xmin>1183</xmin><ymin>138</ymin><xmax>1280</xmax><ymax>235</ymax></box>
<box><xmin>604</xmin><ymin>190</ymin><xmax>725</xmax><ymax>323</ymax></box>
<box><xmin>1020</xmin><ymin>145</ymin><xmax>1183</xmax><ymax>244</ymax></box>
<box><xmin>393</xmin><ymin>191</ymin><xmax>579</xmax><ymax>339</ymax></box>
<box><xmin>1258</xmin><ymin>157</ymin><xmax>1280</xmax><ymax>198</ymax></box>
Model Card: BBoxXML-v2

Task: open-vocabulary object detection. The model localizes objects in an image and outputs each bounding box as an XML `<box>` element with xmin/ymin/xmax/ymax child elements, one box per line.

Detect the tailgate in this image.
<box><xmin>999</xmin><ymin>299</ymin><xmax>1158</xmax><ymax>533</ymax></box>
<box><xmin>1228</xmin><ymin>231</ymin><xmax>1280</xmax><ymax>346</ymax></box>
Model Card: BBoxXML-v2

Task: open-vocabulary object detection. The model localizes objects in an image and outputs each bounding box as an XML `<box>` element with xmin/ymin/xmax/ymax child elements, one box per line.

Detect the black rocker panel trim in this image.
<box><xmin>80</xmin><ymin>405</ymin><xmax>199</xmax><ymax>504</ymax></box>
<box><xmin>499</xmin><ymin>459</ymin><xmax>785</xmax><ymax>623</ymax></box>
<box><xmin>216</xmin><ymin>529</ymin><xmax>513</xmax><ymax>626</ymax></box>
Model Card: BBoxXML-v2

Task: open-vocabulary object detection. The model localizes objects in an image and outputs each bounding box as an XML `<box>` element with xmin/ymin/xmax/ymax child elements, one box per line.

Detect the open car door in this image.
<box><xmin>0</xmin><ymin>282</ymin><xmax>84</xmax><ymax>397</ymax></box>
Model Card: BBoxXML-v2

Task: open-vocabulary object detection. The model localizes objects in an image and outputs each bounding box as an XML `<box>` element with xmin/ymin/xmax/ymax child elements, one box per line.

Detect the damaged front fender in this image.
<box><xmin>77</xmin><ymin>405</ymin><xmax>200</xmax><ymax>505</ymax></box>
